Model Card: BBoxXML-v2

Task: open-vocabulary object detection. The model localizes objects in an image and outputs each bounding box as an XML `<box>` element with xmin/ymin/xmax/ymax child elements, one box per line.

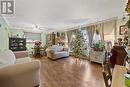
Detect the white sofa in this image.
<box><xmin>0</xmin><ymin>50</ymin><xmax>41</xmax><ymax>87</ymax></box>
<box><xmin>46</xmin><ymin>45</ymin><xmax>69</xmax><ymax>60</ymax></box>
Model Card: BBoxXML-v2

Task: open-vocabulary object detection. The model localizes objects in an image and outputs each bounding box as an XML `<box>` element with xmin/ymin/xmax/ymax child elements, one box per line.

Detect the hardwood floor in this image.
<box><xmin>37</xmin><ymin>57</ymin><xmax>105</xmax><ymax>87</ymax></box>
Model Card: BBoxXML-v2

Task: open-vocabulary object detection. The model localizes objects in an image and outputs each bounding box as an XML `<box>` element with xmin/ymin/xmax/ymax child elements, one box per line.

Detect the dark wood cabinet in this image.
<box><xmin>114</xmin><ymin>46</ymin><xmax>127</xmax><ymax>65</ymax></box>
<box><xmin>9</xmin><ymin>38</ymin><xmax>26</xmax><ymax>51</ymax></box>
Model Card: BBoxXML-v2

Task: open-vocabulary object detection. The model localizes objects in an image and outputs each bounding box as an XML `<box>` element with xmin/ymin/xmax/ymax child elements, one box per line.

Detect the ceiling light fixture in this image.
<box><xmin>34</xmin><ymin>24</ymin><xmax>39</xmax><ymax>30</ymax></box>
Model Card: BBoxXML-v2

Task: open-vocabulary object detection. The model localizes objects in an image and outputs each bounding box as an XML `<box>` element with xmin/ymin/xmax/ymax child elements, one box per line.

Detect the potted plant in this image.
<box><xmin>92</xmin><ymin>40</ymin><xmax>105</xmax><ymax>51</ymax></box>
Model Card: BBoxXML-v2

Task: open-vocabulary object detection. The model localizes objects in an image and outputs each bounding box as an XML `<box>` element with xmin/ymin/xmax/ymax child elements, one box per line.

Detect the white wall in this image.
<box><xmin>9</xmin><ymin>28</ymin><xmax>24</xmax><ymax>37</ymax></box>
<box><xmin>0</xmin><ymin>31</ymin><xmax>2</xmax><ymax>50</ymax></box>
<box><xmin>116</xmin><ymin>17</ymin><xmax>128</xmax><ymax>40</ymax></box>
<box><xmin>41</xmin><ymin>31</ymin><xmax>47</xmax><ymax>46</ymax></box>
<box><xmin>0</xmin><ymin>16</ymin><xmax>9</xmax><ymax>51</ymax></box>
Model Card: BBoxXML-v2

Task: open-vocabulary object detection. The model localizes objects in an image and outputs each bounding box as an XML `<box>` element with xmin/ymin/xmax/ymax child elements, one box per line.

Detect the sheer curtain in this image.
<box><xmin>81</xmin><ymin>27</ymin><xmax>90</xmax><ymax>57</ymax></box>
<box><xmin>93</xmin><ymin>32</ymin><xmax>101</xmax><ymax>43</ymax></box>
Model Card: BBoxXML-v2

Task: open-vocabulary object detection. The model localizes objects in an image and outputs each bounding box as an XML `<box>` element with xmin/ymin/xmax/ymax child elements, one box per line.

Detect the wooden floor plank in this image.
<box><xmin>36</xmin><ymin>57</ymin><xmax>105</xmax><ymax>87</ymax></box>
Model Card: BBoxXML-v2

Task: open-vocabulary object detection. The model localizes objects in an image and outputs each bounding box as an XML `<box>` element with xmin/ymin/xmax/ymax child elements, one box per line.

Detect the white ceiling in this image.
<box><xmin>3</xmin><ymin>0</ymin><xmax>127</xmax><ymax>32</ymax></box>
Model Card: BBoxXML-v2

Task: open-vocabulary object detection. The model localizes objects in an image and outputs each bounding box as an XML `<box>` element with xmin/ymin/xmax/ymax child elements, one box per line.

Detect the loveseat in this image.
<box><xmin>46</xmin><ymin>45</ymin><xmax>69</xmax><ymax>60</ymax></box>
<box><xmin>0</xmin><ymin>50</ymin><xmax>41</xmax><ymax>87</ymax></box>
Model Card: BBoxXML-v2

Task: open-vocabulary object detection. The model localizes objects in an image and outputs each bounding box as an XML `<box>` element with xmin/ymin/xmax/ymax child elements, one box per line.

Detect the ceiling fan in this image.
<box><xmin>33</xmin><ymin>24</ymin><xmax>55</xmax><ymax>31</ymax></box>
<box><xmin>33</xmin><ymin>24</ymin><xmax>39</xmax><ymax>30</ymax></box>
<box><xmin>33</xmin><ymin>24</ymin><xmax>45</xmax><ymax>30</ymax></box>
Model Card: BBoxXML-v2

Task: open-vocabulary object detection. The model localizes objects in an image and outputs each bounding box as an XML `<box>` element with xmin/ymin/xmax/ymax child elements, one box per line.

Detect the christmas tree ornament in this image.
<box><xmin>72</xmin><ymin>29</ymin><xmax>86</xmax><ymax>58</ymax></box>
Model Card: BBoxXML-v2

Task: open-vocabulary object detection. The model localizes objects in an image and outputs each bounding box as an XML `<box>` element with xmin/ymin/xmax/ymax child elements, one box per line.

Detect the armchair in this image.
<box><xmin>0</xmin><ymin>50</ymin><xmax>41</xmax><ymax>87</ymax></box>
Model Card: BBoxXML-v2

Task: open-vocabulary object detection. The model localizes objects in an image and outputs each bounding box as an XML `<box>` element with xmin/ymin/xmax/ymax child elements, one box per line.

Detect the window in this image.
<box><xmin>81</xmin><ymin>29</ymin><xmax>89</xmax><ymax>49</ymax></box>
<box><xmin>81</xmin><ymin>29</ymin><xmax>90</xmax><ymax>56</ymax></box>
<box><xmin>103</xmin><ymin>20</ymin><xmax>116</xmax><ymax>45</ymax></box>
<box><xmin>24</xmin><ymin>32</ymin><xmax>41</xmax><ymax>42</ymax></box>
<box><xmin>93</xmin><ymin>32</ymin><xmax>101</xmax><ymax>44</ymax></box>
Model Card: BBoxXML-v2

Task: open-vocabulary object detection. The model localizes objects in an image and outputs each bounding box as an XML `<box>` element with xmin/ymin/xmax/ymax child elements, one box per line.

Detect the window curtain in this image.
<box><xmin>66</xmin><ymin>19</ymin><xmax>116</xmax><ymax>48</ymax></box>
<box><xmin>96</xmin><ymin>23</ymin><xmax>104</xmax><ymax>40</ymax></box>
<box><xmin>24</xmin><ymin>32</ymin><xmax>41</xmax><ymax>41</ymax></box>
<box><xmin>66</xmin><ymin>30</ymin><xmax>72</xmax><ymax>45</ymax></box>
<box><xmin>103</xmin><ymin>20</ymin><xmax>116</xmax><ymax>45</ymax></box>
<box><xmin>66</xmin><ymin>29</ymin><xmax>77</xmax><ymax>45</ymax></box>
<box><xmin>66</xmin><ymin>29</ymin><xmax>78</xmax><ymax>51</ymax></box>
<box><xmin>85</xmin><ymin>25</ymin><xmax>95</xmax><ymax>47</ymax></box>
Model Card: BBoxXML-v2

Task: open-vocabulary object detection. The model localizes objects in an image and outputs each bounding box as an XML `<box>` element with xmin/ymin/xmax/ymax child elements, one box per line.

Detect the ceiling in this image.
<box><xmin>3</xmin><ymin>0</ymin><xmax>127</xmax><ymax>32</ymax></box>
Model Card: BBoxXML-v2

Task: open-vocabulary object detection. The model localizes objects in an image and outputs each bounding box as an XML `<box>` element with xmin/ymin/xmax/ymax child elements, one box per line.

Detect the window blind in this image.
<box><xmin>24</xmin><ymin>32</ymin><xmax>41</xmax><ymax>41</ymax></box>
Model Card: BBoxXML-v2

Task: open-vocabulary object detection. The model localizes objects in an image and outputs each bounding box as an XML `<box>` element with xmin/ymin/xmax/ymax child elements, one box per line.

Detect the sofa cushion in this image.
<box><xmin>54</xmin><ymin>51</ymin><xmax>69</xmax><ymax>58</ymax></box>
<box><xmin>52</xmin><ymin>45</ymin><xmax>63</xmax><ymax>52</ymax></box>
<box><xmin>0</xmin><ymin>50</ymin><xmax>16</xmax><ymax>65</ymax></box>
<box><xmin>0</xmin><ymin>63</ymin><xmax>12</xmax><ymax>69</ymax></box>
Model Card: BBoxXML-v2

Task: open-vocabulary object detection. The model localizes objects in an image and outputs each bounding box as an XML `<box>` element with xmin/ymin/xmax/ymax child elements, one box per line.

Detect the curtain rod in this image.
<box><xmin>65</xmin><ymin>17</ymin><xmax>118</xmax><ymax>31</ymax></box>
<box><xmin>81</xmin><ymin>17</ymin><xmax>117</xmax><ymax>27</ymax></box>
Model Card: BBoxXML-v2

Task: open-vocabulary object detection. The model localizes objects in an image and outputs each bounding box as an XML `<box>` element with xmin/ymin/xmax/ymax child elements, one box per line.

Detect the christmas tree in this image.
<box><xmin>72</xmin><ymin>30</ymin><xmax>86</xmax><ymax>58</ymax></box>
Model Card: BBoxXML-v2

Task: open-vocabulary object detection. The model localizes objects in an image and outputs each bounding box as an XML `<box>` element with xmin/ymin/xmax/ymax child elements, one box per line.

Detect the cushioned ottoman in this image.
<box><xmin>13</xmin><ymin>51</ymin><xmax>29</xmax><ymax>59</ymax></box>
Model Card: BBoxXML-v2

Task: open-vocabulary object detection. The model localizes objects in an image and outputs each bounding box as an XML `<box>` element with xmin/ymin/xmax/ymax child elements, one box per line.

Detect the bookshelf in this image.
<box><xmin>9</xmin><ymin>38</ymin><xmax>26</xmax><ymax>51</ymax></box>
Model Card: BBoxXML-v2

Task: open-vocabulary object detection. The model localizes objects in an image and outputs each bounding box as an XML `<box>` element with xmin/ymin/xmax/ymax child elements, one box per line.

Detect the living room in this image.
<box><xmin>0</xmin><ymin>0</ymin><xmax>130</xmax><ymax>87</ymax></box>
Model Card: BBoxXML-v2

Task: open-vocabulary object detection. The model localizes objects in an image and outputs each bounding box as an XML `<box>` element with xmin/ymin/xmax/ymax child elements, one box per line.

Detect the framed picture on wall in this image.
<box><xmin>119</xmin><ymin>25</ymin><xmax>128</xmax><ymax>35</ymax></box>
